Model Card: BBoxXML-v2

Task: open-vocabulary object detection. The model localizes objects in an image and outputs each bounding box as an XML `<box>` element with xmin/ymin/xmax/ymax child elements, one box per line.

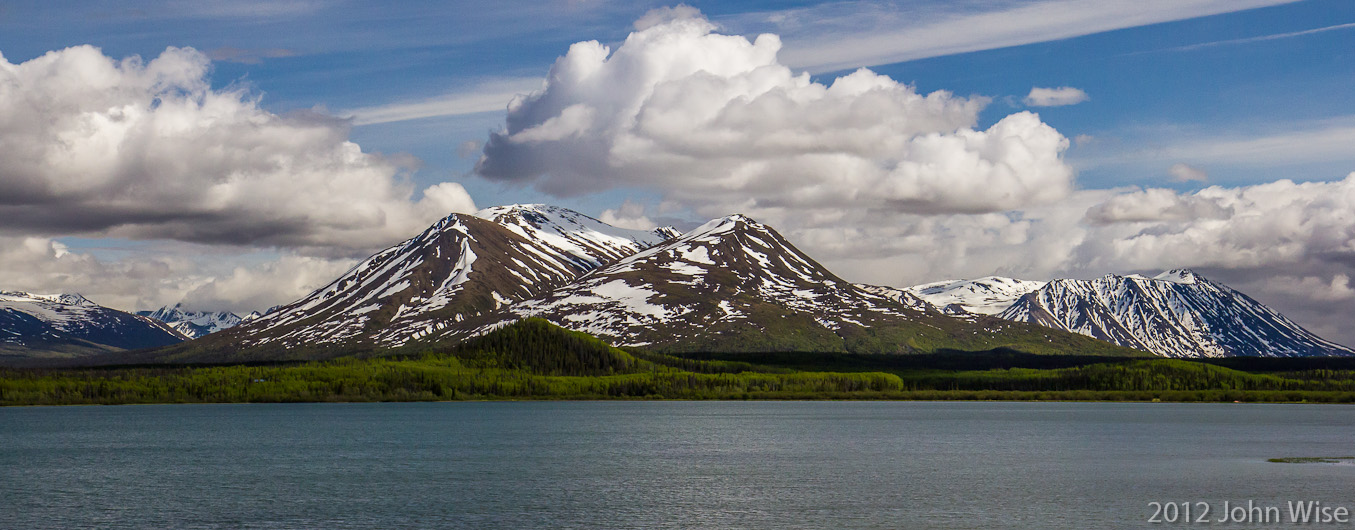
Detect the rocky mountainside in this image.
<box><xmin>883</xmin><ymin>270</ymin><xmax>1352</xmax><ymax>358</ymax></box>
<box><xmin>998</xmin><ymin>270</ymin><xmax>1355</xmax><ymax>358</ymax></box>
<box><xmin>474</xmin><ymin>215</ymin><xmax>1135</xmax><ymax>355</ymax></box>
<box><xmin>95</xmin><ymin>203</ymin><xmax>1349</xmax><ymax>363</ymax></box>
<box><xmin>139</xmin><ymin>304</ymin><xmax>257</xmax><ymax>339</ymax></box>
<box><xmin>0</xmin><ymin>291</ymin><xmax>186</xmax><ymax>359</ymax></box>
<box><xmin>125</xmin><ymin>206</ymin><xmax>1136</xmax><ymax>363</ymax></box>
<box><xmin>144</xmin><ymin>205</ymin><xmax>676</xmax><ymax>362</ymax></box>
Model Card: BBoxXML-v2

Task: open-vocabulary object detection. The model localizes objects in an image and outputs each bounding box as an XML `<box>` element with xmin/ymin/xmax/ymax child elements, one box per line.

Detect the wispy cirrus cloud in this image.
<box><xmin>344</xmin><ymin>77</ymin><xmax>543</xmax><ymax>125</ymax></box>
<box><xmin>1151</xmin><ymin>121</ymin><xmax>1355</xmax><ymax>167</ymax></box>
<box><xmin>1072</xmin><ymin>116</ymin><xmax>1355</xmax><ymax>177</ymax></box>
<box><xmin>740</xmin><ymin>0</ymin><xmax>1299</xmax><ymax>73</ymax></box>
<box><xmin>1156</xmin><ymin>21</ymin><xmax>1355</xmax><ymax>53</ymax></box>
<box><xmin>206</xmin><ymin>47</ymin><xmax>298</xmax><ymax>64</ymax></box>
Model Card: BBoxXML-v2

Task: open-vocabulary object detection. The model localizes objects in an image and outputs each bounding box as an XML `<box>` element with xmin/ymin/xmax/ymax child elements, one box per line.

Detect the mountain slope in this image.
<box><xmin>145</xmin><ymin>206</ymin><xmax>676</xmax><ymax>362</ymax></box>
<box><xmin>901</xmin><ymin>277</ymin><xmax>1047</xmax><ymax>315</ymax></box>
<box><xmin>1</xmin><ymin>291</ymin><xmax>186</xmax><ymax>359</ymax></box>
<box><xmin>492</xmin><ymin>215</ymin><xmax>1141</xmax><ymax>356</ymax></box>
<box><xmin>999</xmin><ymin>270</ymin><xmax>1355</xmax><ymax>358</ymax></box>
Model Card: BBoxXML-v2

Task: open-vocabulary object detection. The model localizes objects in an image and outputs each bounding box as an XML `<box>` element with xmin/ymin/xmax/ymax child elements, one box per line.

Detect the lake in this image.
<box><xmin>2</xmin><ymin>401</ymin><xmax>1353</xmax><ymax>529</ymax></box>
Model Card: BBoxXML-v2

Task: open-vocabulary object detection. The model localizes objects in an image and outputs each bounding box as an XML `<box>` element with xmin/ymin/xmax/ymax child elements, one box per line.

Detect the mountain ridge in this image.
<box><xmin>1</xmin><ymin>290</ymin><xmax>186</xmax><ymax>359</ymax></box>
<box><xmin>22</xmin><ymin>204</ymin><xmax>1346</xmax><ymax>364</ymax></box>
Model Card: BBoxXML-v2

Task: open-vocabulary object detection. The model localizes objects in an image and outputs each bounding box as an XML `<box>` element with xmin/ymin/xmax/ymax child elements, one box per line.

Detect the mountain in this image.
<box><xmin>999</xmin><ymin>270</ymin><xmax>1355</xmax><ymax>358</ymax></box>
<box><xmin>0</xmin><ymin>291</ymin><xmax>186</xmax><ymax>359</ymax></box>
<box><xmin>900</xmin><ymin>277</ymin><xmax>1048</xmax><ymax>315</ymax></box>
<box><xmin>138</xmin><ymin>304</ymin><xmax>249</xmax><ymax>339</ymax></box>
<box><xmin>888</xmin><ymin>270</ymin><xmax>1352</xmax><ymax>357</ymax></box>
<box><xmin>489</xmin><ymin>215</ymin><xmax>1139</xmax><ymax>356</ymax></box>
<box><xmin>143</xmin><ymin>205</ymin><xmax>676</xmax><ymax>362</ymax></box>
<box><xmin>124</xmin><ymin>206</ymin><xmax>1137</xmax><ymax>364</ymax></box>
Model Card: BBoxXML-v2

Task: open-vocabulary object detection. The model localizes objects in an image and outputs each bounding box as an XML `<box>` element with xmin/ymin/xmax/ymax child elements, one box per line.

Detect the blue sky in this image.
<box><xmin>1</xmin><ymin>0</ymin><xmax>1353</xmax><ymax>344</ymax></box>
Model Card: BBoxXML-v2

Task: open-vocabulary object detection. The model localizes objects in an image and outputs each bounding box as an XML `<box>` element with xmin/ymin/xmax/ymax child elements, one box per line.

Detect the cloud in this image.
<box><xmin>1082</xmin><ymin>118</ymin><xmax>1355</xmax><ymax>171</ymax></box>
<box><xmin>179</xmin><ymin>255</ymin><xmax>357</xmax><ymax>313</ymax></box>
<box><xmin>0</xmin><ymin>234</ymin><xmax>355</xmax><ymax>314</ymax></box>
<box><xmin>1260</xmin><ymin>274</ymin><xmax>1355</xmax><ymax>303</ymax></box>
<box><xmin>206</xmin><ymin>47</ymin><xmax>298</xmax><ymax>64</ymax></box>
<box><xmin>762</xmin><ymin>0</ymin><xmax>1299</xmax><ymax>73</ymax></box>
<box><xmin>477</xmin><ymin>9</ymin><xmax>1074</xmax><ymax>216</ymax></box>
<box><xmin>598</xmin><ymin>200</ymin><xmax>658</xmax><ymax>231</ymax></box>
<box><xmin>1156</xmin><ymin>22</ymin><xmax>1355</xmax><ymax>53</ymax></box>
<box><xmin>165</xmin><ymin>0</ymin><xmax>326</xmax><ymax>19</ymax></box>
<box><xmin>752</xmin><ymin>173</ymin><xmax>1355</xmax><ymax>346</ymax></box>
<box><xmin>1077</xmin><ymin>174</ymin><xmax>1355</xmax><ymax>272</ymax></box>
<box><xmin>1163</xmin><ymin>122</ymin><xmax>1355</xmax><ymax>167</ymax></box>
<box><xmin>344</xmin><ymin>77</ymin><xmax>543</xmax><ymax>125</ymax></box>
<box><xmin>634</xmin><ymin>4</ymin><xmax>702</xmax><ymax>31</ymax></box>
<box><xmin>1084</xmin><ymin>188</ymin><xmax>1232</xmax><ymax>223</ymax></box>
<box><xmin>0</xmin><ymin>45</ymin><xmax>476</xmax><ymax>252</ymax></box>
<box><xmin>1024</xmin><ymin>86</ymin><xmax>1089</xmax><ymax>107</ymax></box>
<box><xmin>1168</xmin><ymin>162</ymin><xmax>1208</xmax><ymax>182</ymax></box>
<box><xmin>456</xmin><ymin>140</ymin><xmax>483</xmax><ymax>159</ymax></box>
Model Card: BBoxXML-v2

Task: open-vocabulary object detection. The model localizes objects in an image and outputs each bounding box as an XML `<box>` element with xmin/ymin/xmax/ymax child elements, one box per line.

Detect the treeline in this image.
<box><xmin>0</xmin><ymin>356</ymin><xmax>903</xmax><ymax>406</ymax></box>
<box><xmin>0</xmin><ymin>319</ymin><xmax>902</xmax><ymax>405</ymax></box>
<box><xmin>897</xmin><ymin>360</ymin><xmax>1355</xmax><ymax>393</ymax></box>
<box><xmin>3</xmin><ymin>319</ymin><xmax>1355</xmax><ymax>406</ymax></box>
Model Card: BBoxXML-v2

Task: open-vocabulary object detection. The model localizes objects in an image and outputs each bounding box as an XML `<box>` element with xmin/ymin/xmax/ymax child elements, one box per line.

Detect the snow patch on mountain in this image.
<box><xmin>903</xmin><ymin>276</ymin><xmax>1046</xmax><ymax>315</ymax></box>
<box><xmin>139</xmin><ymin>304</ymin><xmax>247</xmax><ymax>339</ymax></box>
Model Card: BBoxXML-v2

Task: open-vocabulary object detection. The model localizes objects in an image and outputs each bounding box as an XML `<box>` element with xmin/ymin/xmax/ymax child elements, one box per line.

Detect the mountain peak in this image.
<box><xmin>0</xmin><ymin>291</ymin><xmax>96</xmax><ymax>307</ymax></box>
<box><xmin>1</xmin><ymin>290</ymin><xmax>185</xmax><ymax>357</ymax></box>
<box><xmin>1153</xmin><ymin>268</ymin><xmax>1201</xmax><ymax>284</ymax></box>
<box><xmin>687</xmin><ymin>214</ymin><xmax>762</xmax><ymax>238</ymax></box>
<box><xmin>141</xmin><ymin>304</ymin><xmax>247</xmax><ymax>339</ymax></box>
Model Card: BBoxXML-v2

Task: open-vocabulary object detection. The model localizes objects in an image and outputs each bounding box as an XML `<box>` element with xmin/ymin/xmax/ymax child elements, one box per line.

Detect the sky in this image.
<box><xmin>0</xmin><ymin>0</ymin><xmax>1353</xmax><ymax>345</ymax></box>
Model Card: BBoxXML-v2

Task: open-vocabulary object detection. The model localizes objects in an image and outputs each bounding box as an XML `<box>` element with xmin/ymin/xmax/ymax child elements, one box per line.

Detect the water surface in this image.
<box><xmin>2</xmin><ymin>401</ymin><xmax>1352</xmax><ymax>529</ymax></box>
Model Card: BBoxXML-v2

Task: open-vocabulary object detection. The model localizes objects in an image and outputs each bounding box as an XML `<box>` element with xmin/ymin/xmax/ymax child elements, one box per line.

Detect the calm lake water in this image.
<box><xmin>2</xmin><ymin>401</ymin><xmax>1353</xmax><ymax>529</ymax></box>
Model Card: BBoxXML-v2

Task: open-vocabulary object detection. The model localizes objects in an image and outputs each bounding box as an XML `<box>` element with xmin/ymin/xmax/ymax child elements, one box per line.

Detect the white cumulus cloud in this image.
<box><xmin>598</xmin><ymin>200</ymin><xmax>658</xmax><ymax>231</ymax></box>
<box><xmin>476</xmin><ymin>8</ymin><xmax>1075</xmax><ymax>217</ymax></box>
<box><xmin>0</xmin><ymin>45</ymin><xmax>476</xmax><ymax>253</ymax></box>
<box><xmin>1024</xmin><ymin>86</ymin><xmax>1090</xmax><ymax>107</ymax></box>
<box><xmin>0</xmin><ymin>234</ymin><xmax>356</xmax><ymax>315</ymax></box>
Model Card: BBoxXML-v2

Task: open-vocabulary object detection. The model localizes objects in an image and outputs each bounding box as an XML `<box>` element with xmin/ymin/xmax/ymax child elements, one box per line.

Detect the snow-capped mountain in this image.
<box><xmin>999</xmin><ymin>270</ymin><xmax>1355</xmax><ymax>358</ymax></box>
<box><xmin>138</xmin><ymin>304</ymin><xmax>249</xmax><ymax>339</ymax></box>
<box><xmin>117</xmin><ymin>203</ymin><xmax>1346</xmax><ymax>362</ymax></box>
<box><xmin>484</xmin><ymin>215</ymin><xmax>1133</xmax><ymax>355</ymax></box>
<box><xmin>153</xmin><ymin>205</ymin><xmax>677</xmax><ymax>361</ymax></box>
<box><xmin>134</xmin><ymin>206</ymin><xmax>1133</xmax><ymax>362</ymax></box>
<box><xmin>1</xmin><ymin>291</ymin><xmax>186</xmax><ymax>359</ymax></box>
<box><xmin>476</xmin><ymin>204</ymin><xmax>679</xmax><ymax>266</ymax></box>
<box><xmin>497</xmin><ymin>214</ymin><xmax>919</xmax><ymax>350</ymax></box>
<box><xmin>889</xmin><ymin>270</ymin><xmax>1352</xmax><ymax>357</ymax></box>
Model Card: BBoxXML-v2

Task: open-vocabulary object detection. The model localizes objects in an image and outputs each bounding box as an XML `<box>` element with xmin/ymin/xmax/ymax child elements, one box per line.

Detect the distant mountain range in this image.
<box><xmin>137</xmin><ymin>304</ymin><xmax>259</xmax><ymax>339</ymax></box>
<box><xmin>0</xmin><ymin>291</ymin><xmax>185</xmax><ymax>359</ymax></box>
<box><xmin>138</xmin><ymin>205</ymin><xmax>1134</xmax><ymax>363</ymax></box>
<box><xmin>3</xmin><ymin>204</ymin><xmax>1350</xmax><ymax>363</ymax></box>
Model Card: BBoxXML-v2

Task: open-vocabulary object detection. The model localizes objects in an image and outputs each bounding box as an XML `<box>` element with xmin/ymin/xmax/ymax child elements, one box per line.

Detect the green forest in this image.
<box><xmin>5</xmin><ymin>319</ymin><xmax>1355</xmax><ymax>406</ymax></box>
